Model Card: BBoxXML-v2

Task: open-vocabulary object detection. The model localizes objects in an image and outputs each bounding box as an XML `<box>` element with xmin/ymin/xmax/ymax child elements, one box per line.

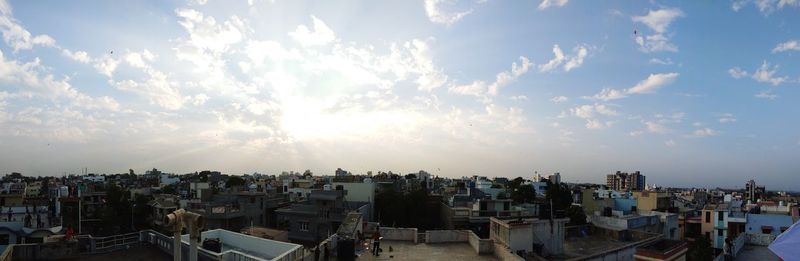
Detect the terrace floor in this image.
<box><xmin>735</xmin><ymin>244</ymin><xmax>778</xmax><ymax>261</ymax></box>
<box><xmin>354</xmin><ymin>240</ymin><xmax>499</xmax><ymax>261</ymax></box>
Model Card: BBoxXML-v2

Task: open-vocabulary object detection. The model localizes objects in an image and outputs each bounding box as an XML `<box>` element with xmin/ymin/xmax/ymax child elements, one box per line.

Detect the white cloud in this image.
<box><xmin>62</xmin><ymin>49</ymin><xmax>91</xmax><ymax>63</ymax></box>
<box><xmin>488</xmin><ymin>56</ymin><xmax>532</xmax><ymax>95</ymax></box>
<box><xmin>665</xmin><ymin>139</ymin><xmax>676</xmax><ymax>147</ymax></box>
<box><xmin>449</xmin><ymin>80</ymin><xmax>486</xmax><ymax>97</ymax></box>
<box><xmin>124</xmin><ymin>50</ymin><xmax>156</xmax><ymax>69</ymax></box>
<box><xmin>772</xmin><ymin>40</ymin><xmax>800</xmax><ymax>53</ymax></box>
<box><xmin>539</xmin><ymin>44</ymin><xmax>590</xmax><ymax>72</ymax></box>
<box><xmin>424</xmin><ymin>0</ymin><xmax>473</xmax><ymax>26</ymax></box>
<box><xmin>629</xmin><ymin>130</ymin><xmax>643</xmax><ymax>136</ymax></box>
<box><xmin>175</xmin><ymin>8</ymin><xmax>245</xmax><ymax>54</ymax></box>
<box><xmin>644</xmin><ymin>121</ymin><xmax>669</xmax><ymax>134</ymax></box>
<box><xmin>688</xmin><ymin>128</ymin><xmax>718</xmax><ymax>138</ymax></box>
<box><xmin>289</xmin><ymin>15</ymin><xmax>336</xmax><ymax>47</ymax></box>
<box><xmin>718</xmin><ymin>113</ymin><xmax>737</xmax><ymax>123</ymax></box>
<box><xmin>538</xmin><ymin>0</ymin><xmax>569</xmax><ymax>10</ymax></box>
<box><xmin>110</xmin><ymin>62</ymin><xmax>186</xmax><ymax>110</ymax></box>
<box><xmin>0</xmin><ymin>50</ymin><xmax>119</xmax><ymax>111</ymax></box>
<box><xmin>755</xmin><ymin>90</ymin><xmax>778</xmax><ymax>100</ymax></box>
<box><xmin>733</xmin><ymin>0</ymin><xmax>800</xmax><ymax>14</ymax></box>
<box><xmin>0</xmin><ymin>2</ymin><xmax>57</xmax><ymax>51</ymax></box>
<box><xmin>192</xmin><ymin>93</ymin><xmax>209</xmax><ymax>106</ymax></box>
<box><xmin>550</xmin><ymin>96</ymin><xmax>568</xmax><ymax>103</ymax></box>
<box><xmin>632</xmin><ymin>8</ymin><xmax>684</xmax><ymax>52</ymax></box>
<box><xmin>510</xmin><ymin>95</ymin><xmax>528</xmax><ymax>101</ymax></box>
<box><xmin>648</xmin><ymin>58</ymin><xmax>673</xmax><ymax>65</ymax></box>
<box><xmin>728</xmin><ymin>67</ymin><xmax>748</xmax><ymax>79</ymax></box>
<box><xmin>451</xmin><ymin>56</ymin><xmax>531</xmax><ymax>98</ymax></box>
<box><xmin>588</xmin><ymin>73</ymin><xmax>679</xmax><ymax>101</ymax></box>
<box><xmin>93</xmin><ymin>56</ymin><xmax>119</xmax><ymax>78</ymax></box>
<box><xmin>571</xmin><ymin>103</ymin><xmax>617</xmax><ymax>129</ymax></box>
<box><xmin>751</xmin><ymin>61</ymin><xmax>788</xmax><ymax>85</ymax></box>
<box><xmin>627</xmin><ymin>73</ymin><xmax>679</xmax><ymax>94</ymax></box>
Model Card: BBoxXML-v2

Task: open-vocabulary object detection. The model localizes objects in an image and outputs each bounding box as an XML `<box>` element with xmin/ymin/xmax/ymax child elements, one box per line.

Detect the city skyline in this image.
<box><xmin>0</xmin><ymin>0</ymin><xmax>799</xmax><ymax>190</ymax></box>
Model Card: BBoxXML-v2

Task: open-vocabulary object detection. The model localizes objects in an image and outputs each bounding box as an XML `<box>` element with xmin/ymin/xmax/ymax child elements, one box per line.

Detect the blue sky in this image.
<box><xmin>0</xmin><ymin>0</ymin><xmax>798</xmax><ymax>190</ymax></box>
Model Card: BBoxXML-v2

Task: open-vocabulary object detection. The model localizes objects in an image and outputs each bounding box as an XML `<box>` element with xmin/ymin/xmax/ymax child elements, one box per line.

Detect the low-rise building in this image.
<box><xmin>275</xmin><ymin>189</ymin><xmax>369</xmax><ymax>245</ymax></box>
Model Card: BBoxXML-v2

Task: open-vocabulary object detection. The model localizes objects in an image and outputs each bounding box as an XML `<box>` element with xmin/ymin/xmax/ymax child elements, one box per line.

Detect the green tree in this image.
<box><xmin>565</xmin><ymin>205</ymin><xmax>587</xmax><ymax>225</ymax></box>
<box><xmin>511</xmin><ymin>185</ymin><xmax>536</xmax><ymax>204</ymax></box>
<box><xmin>161</xmin><ymin>185</ymin><xmax>177</xmax><ymax>195</ymax></box>
<box><xmin>226</xmin><ymin>176</ymin><xmax>246</xmax><ymax>188</ymax></box>
<box><xmin>687</xmin><ymin>236</ymin><xmax>714</xmax><ymax>261</ymax></box>
<box><xmin>545</xmin><ymin>182</ymin><xmax>573</xmax><ymax>212</ymax></box>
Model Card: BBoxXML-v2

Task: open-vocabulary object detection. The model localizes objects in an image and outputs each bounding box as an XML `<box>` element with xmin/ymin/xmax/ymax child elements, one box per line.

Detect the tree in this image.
<box><xmin>161</xmin><ymin>185</ymin><xmax>177</xmax><ymax>195</ymax></box>
<box><xmin>405</xmin><ymin>174</ymin><xmax>417</xmax><ymax>180</ymax></box>
<box><xmin>687</xmin><ymin>236</ymin><xmax>714</xmax><ymax>261</ymax></box>
<box><xmin>511</xmin><ymin>185</ymin><xmax>536</xmax><ymax>204</ymax></box>
<box><xmin>226</xmin><ymin>176</ymin><xmax>245</xmax><ymax>188</ymax></box>
<box><xmin>565</xmin><ymin>205</ymin><xmax>587</xmax><ymax>225</ymax></box>
<box><xmin>545</xmin><ymin>182</ymin><xmax>573</xmax><ymax>212</ymax></box>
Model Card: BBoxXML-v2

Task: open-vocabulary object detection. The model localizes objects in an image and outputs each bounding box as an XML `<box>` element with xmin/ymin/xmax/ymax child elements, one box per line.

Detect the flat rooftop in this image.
<box><xmin>80</xmin><ymin>245</ymin><xmax>170</xmax><ymax>261</ymax></box>
<box><xmin>354</xmin><ymin>240</ymin><xmax>498</xmax><ymax>261</ymax></box>
<box><xmin>559</xmin><ymin>235</ymin><xmax>630</xmax><ymax>259</ymax></box>
<box><xmin>735</xmin><ymin>245</ymin><xmax>778</xmax><ymax>261</ymax></box>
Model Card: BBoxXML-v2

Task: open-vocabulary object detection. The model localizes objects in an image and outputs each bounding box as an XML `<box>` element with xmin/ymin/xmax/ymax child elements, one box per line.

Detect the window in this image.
<box><xmin>718</xmin><ymin>229</ymin><xmax>723</xmax><ymax>237</ymax></box>
<box><xmin>718</xmin><ymin>212</ymin><xmax>723</xmax><ymax>221</ymax></box>
<box><xmin>761</xmin><ymin>226</ymin><xmax>773</xmax><ymax>234</ymax></box>
<box><xmin>0</xmin><ymin>234</ymin><xmax>8</xmax><ymax>245</ymax></box>
<box><xmin>480</xmin><ymin>202</ymin><xmax>487</xmax><ymax>211</ymax></box>
<box><xmin>299</xmin><ymin>221</ymin><xmax>309</xmax><ymax>231</ymax></box>
<box><xmin>320</xmin><ymin>210</ymin><xmax>330</xmax><ymax>218</ymax></box>
<box><xmin>705</xmin><ymin>232</ymin><xmax>710</xmax><ymax>239</ymax></box>
<box><xmin>705</xmin><ymin>212</ymin><xmax>711</xmax><ymax>223</ymax></box>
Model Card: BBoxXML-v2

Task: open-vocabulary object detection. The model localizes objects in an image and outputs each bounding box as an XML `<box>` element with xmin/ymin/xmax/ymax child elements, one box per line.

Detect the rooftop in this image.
<box><xmin>354</xmin><ymin>240</ymin><xmax>499</xmax><ymax>261</ymax></box>
<box><xmin>80</xmin><ymin>245</ymin><xmax>171</xmax><ymax>261</ymax></box>
<box><xmin>735</xmin><ymin>245</ymin><xmax>778</xmax><ymax>260</ymax></box>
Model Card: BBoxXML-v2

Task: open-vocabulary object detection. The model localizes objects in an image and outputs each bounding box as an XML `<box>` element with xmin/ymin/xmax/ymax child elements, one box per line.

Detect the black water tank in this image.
<box><xmin>202</xmin><ymin>238</ymin><xmax>221</xmax><ymax>253</ymax></box>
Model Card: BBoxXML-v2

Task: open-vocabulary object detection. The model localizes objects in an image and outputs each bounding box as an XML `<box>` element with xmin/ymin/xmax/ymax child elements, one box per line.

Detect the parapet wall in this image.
<box><xmin>379</xmin><ymin>227</ymin><xmax>418</xmax><ymax>243</ymax></box>
<box><xmin>426</xmin><ymin>230</ymin><xmax>469</xmax><ymax>243</ymax></box>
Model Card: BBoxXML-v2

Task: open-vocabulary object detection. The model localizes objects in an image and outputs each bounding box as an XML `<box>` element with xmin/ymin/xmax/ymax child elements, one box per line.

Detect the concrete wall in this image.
<box><xmin>426</xmin><ymin>230</ymin><xmax>469</xmax><ymax>243</ymax></box>
<box><xmin>509</xmin><ymin>225</ymin><xmax>533</xmax><ymax>253</ymax></box>
<box><xmin>492</xmin><ymin>242</ymin><xmax>525</xmax><ymax>261</ymax></box>
<box><xmin>332</xmin><ymin>182</ymin><xmax>375</xmax><ymax>204</ymax></box>
<box><xmin>379</xmin><ymin>227</ymin><xmax>417</xmax><ymax>243</ymax></box>
<box><xmin>531</xmin><ymin>219</ymin><xmax>568</xmax><ymax>256</ymax></box>
<box><xmin>181</xmin><ymin>229</ymin><xmax>303</xmax><ymax>260</ymax></box>
<box><xmin>745</xmin><ymin>233</ymin><xmax>777</xmax><ymax>246</ymax></box>
<box><xmin>614</xmin><ymin>198</ymin><xmax>637</xmax><ymax>214</ymax></box>
<box><xmin>745</xmin><ymin>213</ymin><xmax>793</xmax><ymax>236</ymax></box>
<box><xmin>468</xmin><ymin>231</ymin><xmax>493</xmax><ymax>255</ymax></box>
<box><xmin>583</xmin><ymin>245</ymin><xmax>637</xmax><ymax>261</ymax></box>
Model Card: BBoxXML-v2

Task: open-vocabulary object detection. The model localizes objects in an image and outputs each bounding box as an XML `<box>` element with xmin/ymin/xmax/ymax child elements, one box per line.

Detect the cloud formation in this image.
<box><xmin>632</xmin><ymin>8</ymin><xmax>684</xmax><ymax>52</ymax></box>
<box><xmin>538</xmin><ymin>0</ymin><xmax>568</xmax><ymax>10</ymax></box>
<box><xmin>424</xmin><ymin>0</ymin><xmax>473</xmax><ymax>26</ymax></box>
<box><xmin>588</xmin><ymin>73</ymin><xmax>679</xmax><ymax>101</ymax></box>
<box><xmin>538</xmin><ymin>44</ymin><xmax>590</xmax><ymax>73</ymax></box>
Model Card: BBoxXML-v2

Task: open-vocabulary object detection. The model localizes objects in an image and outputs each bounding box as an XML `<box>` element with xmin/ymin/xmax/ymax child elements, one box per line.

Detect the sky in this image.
<box><xmin>0</xmin><ymin>0</ymin><xmax>798</xmax><ymax>190</ymax></box>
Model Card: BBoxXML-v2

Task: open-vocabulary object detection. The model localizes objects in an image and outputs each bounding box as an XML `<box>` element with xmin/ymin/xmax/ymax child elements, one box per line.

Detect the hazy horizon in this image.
<box><xmin>0</xmin><ymin>0</ymin><xmax>798</xmax><ymax>190</ymax></box>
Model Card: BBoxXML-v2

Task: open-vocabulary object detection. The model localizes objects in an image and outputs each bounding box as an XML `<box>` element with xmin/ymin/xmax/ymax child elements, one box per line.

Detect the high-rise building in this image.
<box><xmin>745</xmin><ymin>179</ymin><xmax>765</xmax><ymax>203</ymax></box>
<box><xmin>548</xmin><ymin>172</ymin><xmax>561</xmax><ymax>184</ymax></box>
<box><xmin>606</xmin><ymin>171</ymin><xmax>646</xmax><ymax>191</ymax></box>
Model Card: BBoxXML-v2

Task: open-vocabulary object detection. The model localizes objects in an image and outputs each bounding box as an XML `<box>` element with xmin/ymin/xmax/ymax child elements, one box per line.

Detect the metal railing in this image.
<box><xmin>92</xmin><ymin>232</ymin><xmax>141</xmax><ymax>253</ymax></box>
